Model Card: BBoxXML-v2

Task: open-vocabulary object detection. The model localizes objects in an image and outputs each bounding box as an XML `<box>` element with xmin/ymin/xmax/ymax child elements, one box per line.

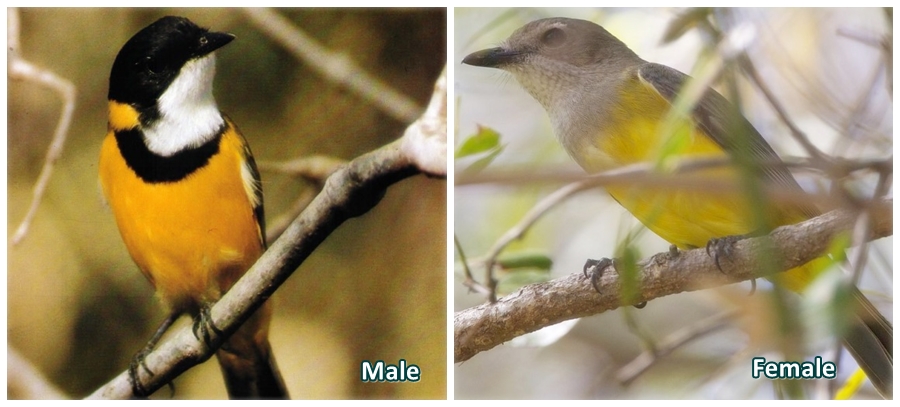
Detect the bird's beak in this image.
<box><xmin>462</xmin><ymin>47</ymin><xmax>522</xmax><ymax>68</ymax></box>
<box><xmin>198</xmin><ymin>31</ymin><xmax>235</xmax><ymax>57</ymax></box>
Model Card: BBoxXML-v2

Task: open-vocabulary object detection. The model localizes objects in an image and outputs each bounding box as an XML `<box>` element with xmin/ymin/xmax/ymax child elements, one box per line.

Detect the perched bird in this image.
<box><xmin>464</xmin><ymin>17</ymin><xmax>891</xmax><ymax>397</ymax></box>
<box><xmin>99</xmin><ymin>16</ymin><xmax>287</xmax><ymax>399</ymax></box>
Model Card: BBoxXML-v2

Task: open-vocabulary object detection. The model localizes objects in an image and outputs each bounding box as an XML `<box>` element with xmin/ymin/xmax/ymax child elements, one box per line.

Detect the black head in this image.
<box><xmin>108</xmin><ymin>16</ymin><xmax>234</xmax><ymax>107</ymax></box>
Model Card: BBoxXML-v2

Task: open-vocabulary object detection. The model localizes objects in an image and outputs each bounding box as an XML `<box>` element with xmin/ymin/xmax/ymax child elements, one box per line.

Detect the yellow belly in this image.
<box><xmin>99</xmin><ymin>125</ymin><xmax>262</xmax><ymax>311</ymax></box>
<box><xmin>587</xmin><ymin>84</ymin><xmax>818</xmax><ymax>292</ymax></box>
<box><xmin>607</xmin><ymin>180</ymin><xmax>753</xmax><ymax>249</ymax></box>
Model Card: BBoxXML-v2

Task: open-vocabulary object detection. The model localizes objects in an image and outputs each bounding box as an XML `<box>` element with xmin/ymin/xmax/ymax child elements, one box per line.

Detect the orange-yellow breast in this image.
<box><xmin>99</xmin><ymin>110</ymin><xmax>262</xmax><ymax>311</ymax></box>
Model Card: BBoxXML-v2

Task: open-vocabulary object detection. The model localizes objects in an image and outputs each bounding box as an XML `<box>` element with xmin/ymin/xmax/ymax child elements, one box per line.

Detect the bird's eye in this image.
<box><xmin>199</xmin><ymin>37</ymin><xmax>208</xmax><ymax>46</ymax></box>
<box><xmin>541</xmin><ymin>27</ymin><xmax>566</xmax><ymax>47</ymax></box>
<box><xmin>144</xmin><ymin>56</ymin><xmax>163</xmax><ymax>75</ymax></box>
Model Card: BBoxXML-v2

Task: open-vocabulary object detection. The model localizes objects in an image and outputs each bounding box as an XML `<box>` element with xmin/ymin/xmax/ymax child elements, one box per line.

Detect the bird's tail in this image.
<box><xmin>215</xmin><ymin>300</ymin><xmax>288</xmax><ymax>399</ymax></box>
<box><xmin>842</xmin><ymin>287</ymin><xmax>892</xmax><ymax>399</ymax></box>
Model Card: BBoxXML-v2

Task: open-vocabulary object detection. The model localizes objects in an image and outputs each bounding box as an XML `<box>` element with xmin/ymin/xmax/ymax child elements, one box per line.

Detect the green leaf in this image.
<box><xmin>493</xmin><ymin>250</ymin><xmax>554</xmax><ymax>295</ymax></box>
<box><xmin>617</xmin><ymin>244</ymin><xmax>642</xmax><ymax>306</ymax></box>
<box><xmin>456</xmin><ymin>125</ymin><xmax>501</xmax><ymax>158</ymax></box>
<box><xmin>496</xmin><ymin>250</ymin><xmax>553</xmax><ymax>271</ymax></box>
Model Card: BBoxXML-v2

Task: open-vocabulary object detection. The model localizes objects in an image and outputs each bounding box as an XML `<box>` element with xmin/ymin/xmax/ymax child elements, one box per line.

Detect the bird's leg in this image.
<box><xmin>705</xmin><ymin>235</ymin><xmax>742</xmax><ymax>272</ymax></box>
<box><xmin>129</xmin><ymin>312</ymin><xmax>178</xmax><ymax>398</ymax></box>
<box><xmin>192</xmin><ymin>304</ymin><xmax>224</xmax><ymax>349</ymax></box>
<box><xmin>583</xmin><ymin>257</ymin><xmax>615</xmax><ymax>294</ymax></box>
<box><xmin>705</xmin><ymin>232</ymin><xmax>762</xmax><ymax>296</ymax></box>
<box><xmin>583</xmin><ymin>258</ymin><xmax>648</xmax><ymax>308</ymax></box>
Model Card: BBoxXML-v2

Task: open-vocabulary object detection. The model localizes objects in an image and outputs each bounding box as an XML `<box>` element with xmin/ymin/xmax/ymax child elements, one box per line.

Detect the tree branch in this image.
<box><xmin>8</xmin><ymin>8</ymin><xmax>77</xmax><ymax>246</ymax></box>
<box><xmin>243</xmin><ymin>7</ymin><xmax>423</xmax><ymax>123</ymax></box>
<box><xmin>454</xmin><ymin>198</ymin><xmax>891</xmax><ymax>363</ymax></box>
<box><xmin>87</xmin><ymin>69</ymin><xmax>447</xmax><ymax>399</ymax></box>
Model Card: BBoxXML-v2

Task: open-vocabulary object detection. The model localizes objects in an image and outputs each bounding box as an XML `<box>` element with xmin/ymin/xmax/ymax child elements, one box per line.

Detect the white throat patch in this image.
<box><xmin>143</xmin><ymin>54</ymin><xmax>224</xmax><ymax>157</ymax></box>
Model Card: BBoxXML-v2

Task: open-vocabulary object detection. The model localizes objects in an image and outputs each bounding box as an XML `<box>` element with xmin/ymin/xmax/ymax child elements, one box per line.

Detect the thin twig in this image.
<box><xmin>258</xmin><ymin>155</ymin><xmax>346</xmax><ymax>181</ymax></box>
<box><xmin>621</xmin><ymin>305</ymin><xmax>659</xmax><ymax>361</ymax></box>
<box><xmin>8</xmin><ymin>8</ymin><xmax>77</xmax><ymax>246</ymax></box>
<box><xmin>738</xmin><ymin>55</ymin><xmax>829</xmax><ymax>164</ymax></box>
<box><xmin>848</xmin><ymin>211</ymin><xmax>873</xmax><ymax>285</ymax></box>
<box><xmin>480</xmin><ymin>180</ymin><xmax>596</xmax><ymax>302</ymax></box>
<box><xmin>456</xmin><ymin>156</ymin><xmax>892</xmax><ymax>215</ymax></box>
<box><xmin>265</xmin><ymin>186</ymin><xmax>319</xmax><ymax>244</ymax></box>
<box><xmin>616</xmin><ymin>309</ymin><xmax>740</xmax><ymax>384</ymax></box>
<box><xmin>834</xmin><ymin>50</ymin><xmax>889</xmax><ymax>144</ymax></box>
<box><xmin>837</xmin><ymin>27</ymin><xmax>886</xmax><ymax>48</ymax></box>
<box><xmin>457</xmin><ymin>156</ymin><xmax>891</xmax><ymax>187</ymax></box>
<box><xmin>259</xmin><ymin>155</ymin><xmax>344</xmax><ymax>243</ymax></box>
<box><xmin>456</xmin><ymin>235</ymin><xmax>492</xmax><ymax>296</ymax></box>
<box><xmin>835</xmin><ymin>25</ymin><xmax>893</xmax><ymax>101</ymax></box>
<box><xmin>874</xmin><ymin>159</ymin><xmax>892</xmax><ymax>198</ymax></box>
<box><xmin>243</xmin><ymin>8</ymin><xmax>422</xmax><ymax>123</ymax></box>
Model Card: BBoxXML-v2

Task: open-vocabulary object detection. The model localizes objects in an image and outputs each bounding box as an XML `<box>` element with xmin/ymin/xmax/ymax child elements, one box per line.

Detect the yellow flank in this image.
<box><xmin>98</xmin><ymin>120</ymin><xmax>262</xmax><ymax>311</ymax></box>
<box><xmin>593</xmin><ymin>74</ymin><xmax>820</xmax><ymax>292</ymax></box>
<box><xmin>108</xmin><ymin>101</ymin><xmax>141</xmax><ymax>131</ymax></box>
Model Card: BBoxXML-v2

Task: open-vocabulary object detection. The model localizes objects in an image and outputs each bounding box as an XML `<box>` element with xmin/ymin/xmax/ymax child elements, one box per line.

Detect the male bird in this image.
<box><xmin>463</xmin><ymin>17</ymin><xmax>891</xmax><ymax>397</ymax></box>
<box><xmin>99</xmin><ymin>16</ymin><xmax>287</xmax><ymax>399</ymax></box>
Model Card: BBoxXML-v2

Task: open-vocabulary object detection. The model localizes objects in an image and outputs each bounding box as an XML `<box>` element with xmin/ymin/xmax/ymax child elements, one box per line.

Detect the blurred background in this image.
<box><xmin>455</xmin><ymin>7</ymin><xmax>891</xmax><ymax>399</ymax></box>
<box><xmin>8</xmin><ymin>8</ymin><xmax>446</xmax><ymax>399</ymax></box>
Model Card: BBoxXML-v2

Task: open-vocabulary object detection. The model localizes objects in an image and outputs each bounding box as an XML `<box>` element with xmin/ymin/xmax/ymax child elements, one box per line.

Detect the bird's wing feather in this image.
<box><xmin>638</xmin><ymin>62</ymin><xmax>818</xmax><ymax>218</ymax></box>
